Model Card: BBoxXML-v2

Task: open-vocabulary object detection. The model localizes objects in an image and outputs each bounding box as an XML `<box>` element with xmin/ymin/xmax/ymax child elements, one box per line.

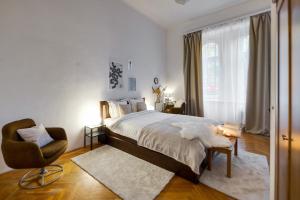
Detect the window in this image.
<box><xmin>202</xmin><ymin>18</ymin><xmax>250</xmax><ymax>125</ymax></box>
<box><xmin>202</xmin><ymin>42</ymin><xmax>220</xmax><ymax>101</ymax></box>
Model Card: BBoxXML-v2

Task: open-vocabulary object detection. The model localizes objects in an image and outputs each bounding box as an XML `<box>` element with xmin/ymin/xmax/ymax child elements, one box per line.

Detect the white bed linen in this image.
<box><xmin>171</xmin><ymin>122</ymin><xmax>232</xmax><ymax>147</ymax></box>
<box><xmin>109</xmin><ymin>111</ymin><xmax>170</xmax><ymax>140</ymax></box>
<box><xmin>104</xmin><ymin>117</ymin><xmax>121</xmax><ymax>127</ymax></box>
<box><xmin>108</xmin><ymin>111</ymin><xmax>231</xmax><ymax>174</ymax></box>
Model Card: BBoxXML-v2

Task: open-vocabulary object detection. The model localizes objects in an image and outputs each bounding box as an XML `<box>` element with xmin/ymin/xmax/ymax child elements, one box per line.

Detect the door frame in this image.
<box><xmin>275</xmin><ymin>0</ymin><xmax>292</xmax><ymax>199</ymax></box>
<box><xmin>270</xmin><ymin>1</ymin><xmax>279</xmax><ymax>199</ymax></box>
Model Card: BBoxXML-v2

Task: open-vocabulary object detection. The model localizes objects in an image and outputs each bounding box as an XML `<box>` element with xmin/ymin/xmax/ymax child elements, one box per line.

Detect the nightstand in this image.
<box><xmin>84</xmin><ymin>124</ymin><xmax>106</xmax><ymax>150</ymax></box>
<box><xmin>155</xmin><ymin>101</ymin><xmax>176</xmax><ymax>112</ymax></box>
<box><xmin>164</xmin><ymin>102</ymin><xmax>185</xmax><ymax>114</ymax></box>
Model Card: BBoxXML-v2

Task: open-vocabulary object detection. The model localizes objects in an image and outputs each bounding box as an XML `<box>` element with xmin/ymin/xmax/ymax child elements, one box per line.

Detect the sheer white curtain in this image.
<box><xmin>202</xmin><ymin>18</ymin><xmax>250</xmax><ymax>125</ymax></box>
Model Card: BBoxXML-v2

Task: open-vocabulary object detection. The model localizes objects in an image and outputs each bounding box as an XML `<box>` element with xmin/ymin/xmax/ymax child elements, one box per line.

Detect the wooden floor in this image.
<box><xmin>0</xmin><ymin>133</ymin><xmax>269</xmax><ymax>200</ymax></box>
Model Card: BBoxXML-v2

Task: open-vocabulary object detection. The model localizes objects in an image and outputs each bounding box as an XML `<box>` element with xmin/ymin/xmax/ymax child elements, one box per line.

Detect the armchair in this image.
<box><xmin>1</xmin><ymin>119</ymin><xmax>68</xmax><ymax>189</ymax></box>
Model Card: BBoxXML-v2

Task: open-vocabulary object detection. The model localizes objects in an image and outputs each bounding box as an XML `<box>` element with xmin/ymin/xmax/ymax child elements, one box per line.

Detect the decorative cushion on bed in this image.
<box><xmin>137</xmin><ymin>102</ymin><xmax>147</xmax><ymax>112</ymax></box>
<box><xmin>108</xmin><ymin>101</ymin><xmax>128</xmax><ymax>118</ymax></box>
<box><xmin>129</xmin><ymin>99</ymin><xmax>144</xmax><ymax>112</ymax></box>
<box><xmin>118</xmin><ymin>104</ymin><xmax>132</xmax><ymax>116</ymax></box>
<box><xmin>17</xmin><ymin>124</ymin><xmax>54</xmax><ymax>147</ymax></box>
<box><xmin>119</xmin><ymin>98</ymin><xmax>130</xmax><ymax>104</ymax></box>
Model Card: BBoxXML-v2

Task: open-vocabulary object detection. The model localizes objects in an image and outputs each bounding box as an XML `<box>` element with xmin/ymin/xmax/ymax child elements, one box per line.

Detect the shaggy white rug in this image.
<box><xmin>200</xmin><ymin>151</ymin><xmax>269</xmax><ymax>200</ymax></box>
<box><xmin>71</xmin><ymin>145</ymin><xmax>174</xmax><ymax>200</ymax></box>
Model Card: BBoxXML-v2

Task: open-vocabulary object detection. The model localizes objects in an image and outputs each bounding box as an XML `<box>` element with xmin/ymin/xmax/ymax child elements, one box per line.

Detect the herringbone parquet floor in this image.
<box><xmin>0</xmin><ymin>133</ymin><xmax>269</xmax><ymax>200</ymax></box>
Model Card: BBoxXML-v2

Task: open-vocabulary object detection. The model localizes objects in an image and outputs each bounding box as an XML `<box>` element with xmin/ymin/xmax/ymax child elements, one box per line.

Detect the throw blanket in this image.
<box><xmin>171</xmin><ymin>122</ymin><xmax>232</xmax><ymax>148</ymax></box>
<box><xmin>138</xmin><ymin>117</ymin><xmax>206</xmax><ymax>174</ymax></box>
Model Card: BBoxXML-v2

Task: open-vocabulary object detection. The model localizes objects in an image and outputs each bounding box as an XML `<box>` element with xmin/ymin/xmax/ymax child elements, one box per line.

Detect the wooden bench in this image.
<box><xmin>207</xmin><ymin>136</ymin><xmax>238</xmax><ymax>178</ymax></box>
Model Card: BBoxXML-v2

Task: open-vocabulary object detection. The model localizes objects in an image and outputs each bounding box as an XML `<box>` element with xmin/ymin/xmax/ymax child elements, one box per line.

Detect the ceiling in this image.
<box><xmin>121</xmin><ymin>0</ymin><xmax>249</xmax><ymax>28</ymax></box>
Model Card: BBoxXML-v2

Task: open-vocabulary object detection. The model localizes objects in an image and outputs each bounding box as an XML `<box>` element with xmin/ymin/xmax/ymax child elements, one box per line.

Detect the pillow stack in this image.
<box><xmin>136</xmin><ymin>102</ymin><xmax>147</xmax><ymax>111</ymax></box>
<box><xmin>129</xmin><ymin>98</ymin><xmax>145</xmax><ymax>112</ymax></box>
<box><xmin>108</xmin><ymin>98</ymin><xmax>148</xmax><ymax>118</ymax></box>
<box><xmin>119</xmin><ymin>104</ymin><xmax>132</xmax><ymax>116</ymax></box>
<box><xmin>108</xmin><ymin>101</ymin><xmax>128</xmax><ymax>118</ymax></box>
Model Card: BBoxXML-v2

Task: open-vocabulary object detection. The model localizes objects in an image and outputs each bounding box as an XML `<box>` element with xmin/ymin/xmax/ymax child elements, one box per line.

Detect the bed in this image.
<box><xmin>99</xmin><ymin>99</ymin><xmax>228</xmax><ymax>183</ymax></box>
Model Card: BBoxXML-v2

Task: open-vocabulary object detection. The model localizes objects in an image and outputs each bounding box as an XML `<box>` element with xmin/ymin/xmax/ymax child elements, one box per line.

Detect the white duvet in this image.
<box><xmin>107</xmin><ymin>111</ymin><xmax>231</xmax><ymax>174</ymax></box>
<box><xmin>108</xmin><ymin>111</ymin><xmax>170</xmax><ymax>140</ymax></box>
<box><xmin>108</xmin><ymin>111</ymin><xmax>231</xmax><ymax>147</ymax></box>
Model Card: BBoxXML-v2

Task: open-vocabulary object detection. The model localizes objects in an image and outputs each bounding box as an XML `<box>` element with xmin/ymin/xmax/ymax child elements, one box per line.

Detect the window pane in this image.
<box><xmin>202</xmin><ymin>18</ymin><xmax>250</xmax><ymax>125</ymax></box>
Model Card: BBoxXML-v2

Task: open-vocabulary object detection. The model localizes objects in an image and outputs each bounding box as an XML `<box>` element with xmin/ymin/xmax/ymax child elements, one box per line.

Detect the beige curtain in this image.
<box><xmin>183</xmin><ymin>31</ymin><xmax>204</xmax><ymax>117</ymax></box>
<box><xmin>245</xmin><ymin>12</ymin><xmax>271</xmax><ymax>135</ymax></box>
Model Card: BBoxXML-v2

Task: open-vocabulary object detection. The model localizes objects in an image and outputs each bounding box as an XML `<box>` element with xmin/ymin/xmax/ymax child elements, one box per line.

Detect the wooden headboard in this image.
<box><xmin>100</xmin><ymin>101</ymin><xmax>111</xmax><ymax>120</ymax></box>
<box><xmin>100</xmin><ymin>98</ymin><xmax>145</xmax><ymax>120</ymax></box>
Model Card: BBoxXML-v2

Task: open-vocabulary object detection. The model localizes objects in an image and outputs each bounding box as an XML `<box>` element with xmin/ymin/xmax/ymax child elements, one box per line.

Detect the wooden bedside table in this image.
<box><xmin>155</xmin><ymin>101</ymin><xmax>177</xmax><ymax>112</ymax></box>
<box><xmin>84</xmin><ymin>124</ymin><xmax>106</xmax><ymax>150</ymax></box>
<box><xmin>163</xmin><ymin>102</ymin><xmax>185</xmax><ymax>114</ymax></box>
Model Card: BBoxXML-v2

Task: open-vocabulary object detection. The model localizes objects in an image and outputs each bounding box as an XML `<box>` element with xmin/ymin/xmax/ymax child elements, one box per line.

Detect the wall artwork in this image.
<box><xmin>109</xmin><ymin>62</ymin><xmax>123</xmax><ymax>89</ymax></box>
<box><xmin>128</xmin><ymin>77</ymin><xmax>136</xmax><ymax>91</ymax></box>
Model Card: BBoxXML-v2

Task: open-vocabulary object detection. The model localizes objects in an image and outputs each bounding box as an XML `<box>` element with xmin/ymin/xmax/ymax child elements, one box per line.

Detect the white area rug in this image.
<box><xmin>71</xmin><ymin>145</ymin><xmax>174</xmax><ymax>200</ymax></box>
<box><xmin>200</xmin><ymin>151</ymin><xmax>269</xmax><ymax>200</ymax></box>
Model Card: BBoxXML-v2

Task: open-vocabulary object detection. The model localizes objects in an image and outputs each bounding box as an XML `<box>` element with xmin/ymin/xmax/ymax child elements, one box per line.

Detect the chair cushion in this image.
<box><xmin>41</xmin><ymin>140</ymin><xmax>67</xmax><ymax>158</ymax></box>
<box><xmin>17</xmin><ymin>124</ymin><xmax>54</xmax><ymax>147</ymax></box>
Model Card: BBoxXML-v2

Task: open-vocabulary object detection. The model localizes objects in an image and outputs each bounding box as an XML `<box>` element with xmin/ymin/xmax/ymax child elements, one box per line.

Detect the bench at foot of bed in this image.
<box><xmin>207</xmin><ymin>137</ymin><xmax>238</xmax><ymax>178</ymax></box>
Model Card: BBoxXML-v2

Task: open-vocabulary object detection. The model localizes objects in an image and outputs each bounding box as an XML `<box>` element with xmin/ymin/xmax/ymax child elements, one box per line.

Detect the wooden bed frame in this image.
<box><xmin>100</xmin><ymin>100</ymin><xmax>207</xmax><ymax>183</ymax></box>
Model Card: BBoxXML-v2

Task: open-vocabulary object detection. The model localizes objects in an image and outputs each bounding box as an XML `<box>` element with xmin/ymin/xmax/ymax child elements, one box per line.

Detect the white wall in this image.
<box><xmin>0</xmin><ymin>0</ymin><xmax>166</xmax><ymax>173</ymax></box>
<box><xmin>166</xmin><ymin>0</ymin><xmax>271</xmax><ymax>99</ymax></box>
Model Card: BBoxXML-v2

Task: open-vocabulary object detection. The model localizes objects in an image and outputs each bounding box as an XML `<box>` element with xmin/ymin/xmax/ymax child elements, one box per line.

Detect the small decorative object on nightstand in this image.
<box><xmin>84</xmin><ymin>124</ymin><xmax>106</xmax><ymax>150</ymax></box>
<box><xmin>155</xmin><ymin>101</ymin><xmax>177</xmax><ymax>112</ymax></box>
<box><xmin>152</xmin><ymin>77</ymin><xmax>167</xmax><ymax>103</ymax></box>
<box><xmin>155</xmin><ymin>102</ymin><xmax>164</xmax><ymax>111</ymax></box>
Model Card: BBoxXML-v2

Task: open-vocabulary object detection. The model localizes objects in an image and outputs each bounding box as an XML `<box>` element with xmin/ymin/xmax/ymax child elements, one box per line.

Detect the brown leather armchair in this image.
<box><xmin>1</xmin><ymin>119</ymin><xmax>68</xmax><ymax>189</ymax></box>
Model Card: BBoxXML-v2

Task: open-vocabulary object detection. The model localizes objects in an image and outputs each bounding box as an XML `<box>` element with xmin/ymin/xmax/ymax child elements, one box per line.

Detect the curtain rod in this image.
<box><xmin>184</xmin><ymin>8</ymin><xmax>271</xmax><ymax>35</ymax></box>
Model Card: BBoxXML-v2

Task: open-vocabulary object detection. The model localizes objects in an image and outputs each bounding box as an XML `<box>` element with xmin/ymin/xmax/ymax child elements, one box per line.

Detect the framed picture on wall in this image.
<box><xmin>109</xmin><ymin>61</ymin><xmax>123</xmax><ymax>89</ymax></box>
<box><xmin>128</xmin><ymin>77</ymin><xmax>136</xmax><ymax>91</ymax></box>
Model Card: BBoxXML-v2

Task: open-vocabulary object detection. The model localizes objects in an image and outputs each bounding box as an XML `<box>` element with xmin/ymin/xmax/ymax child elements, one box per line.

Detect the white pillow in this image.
<box><xmin>119</xmin><ymin>98</ymin><xmax>130</xmax><ymax>103</ymax></box>
<box><xmin>137</xmin><ymin>102</ymin><xmax>147</xmax><ymax>112</ymax></box>
<box><xmin>17</xmin><ymin>124</ymin><xmax>54</xmax><ymax>147</ymax></box>
<box><xmin>108</xmin><ymin>101</ymin><xmax>128</xmax><ymax>118</ymax></box>
<box><xmin>129</xmin><ymin>99</ymin><xmax>144</xmax><ymax>112</ymax></box>
<box><xmin>118</xmin><ymin>104</ymin><xmax>132</xmax><ymax>116</ymax></box>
